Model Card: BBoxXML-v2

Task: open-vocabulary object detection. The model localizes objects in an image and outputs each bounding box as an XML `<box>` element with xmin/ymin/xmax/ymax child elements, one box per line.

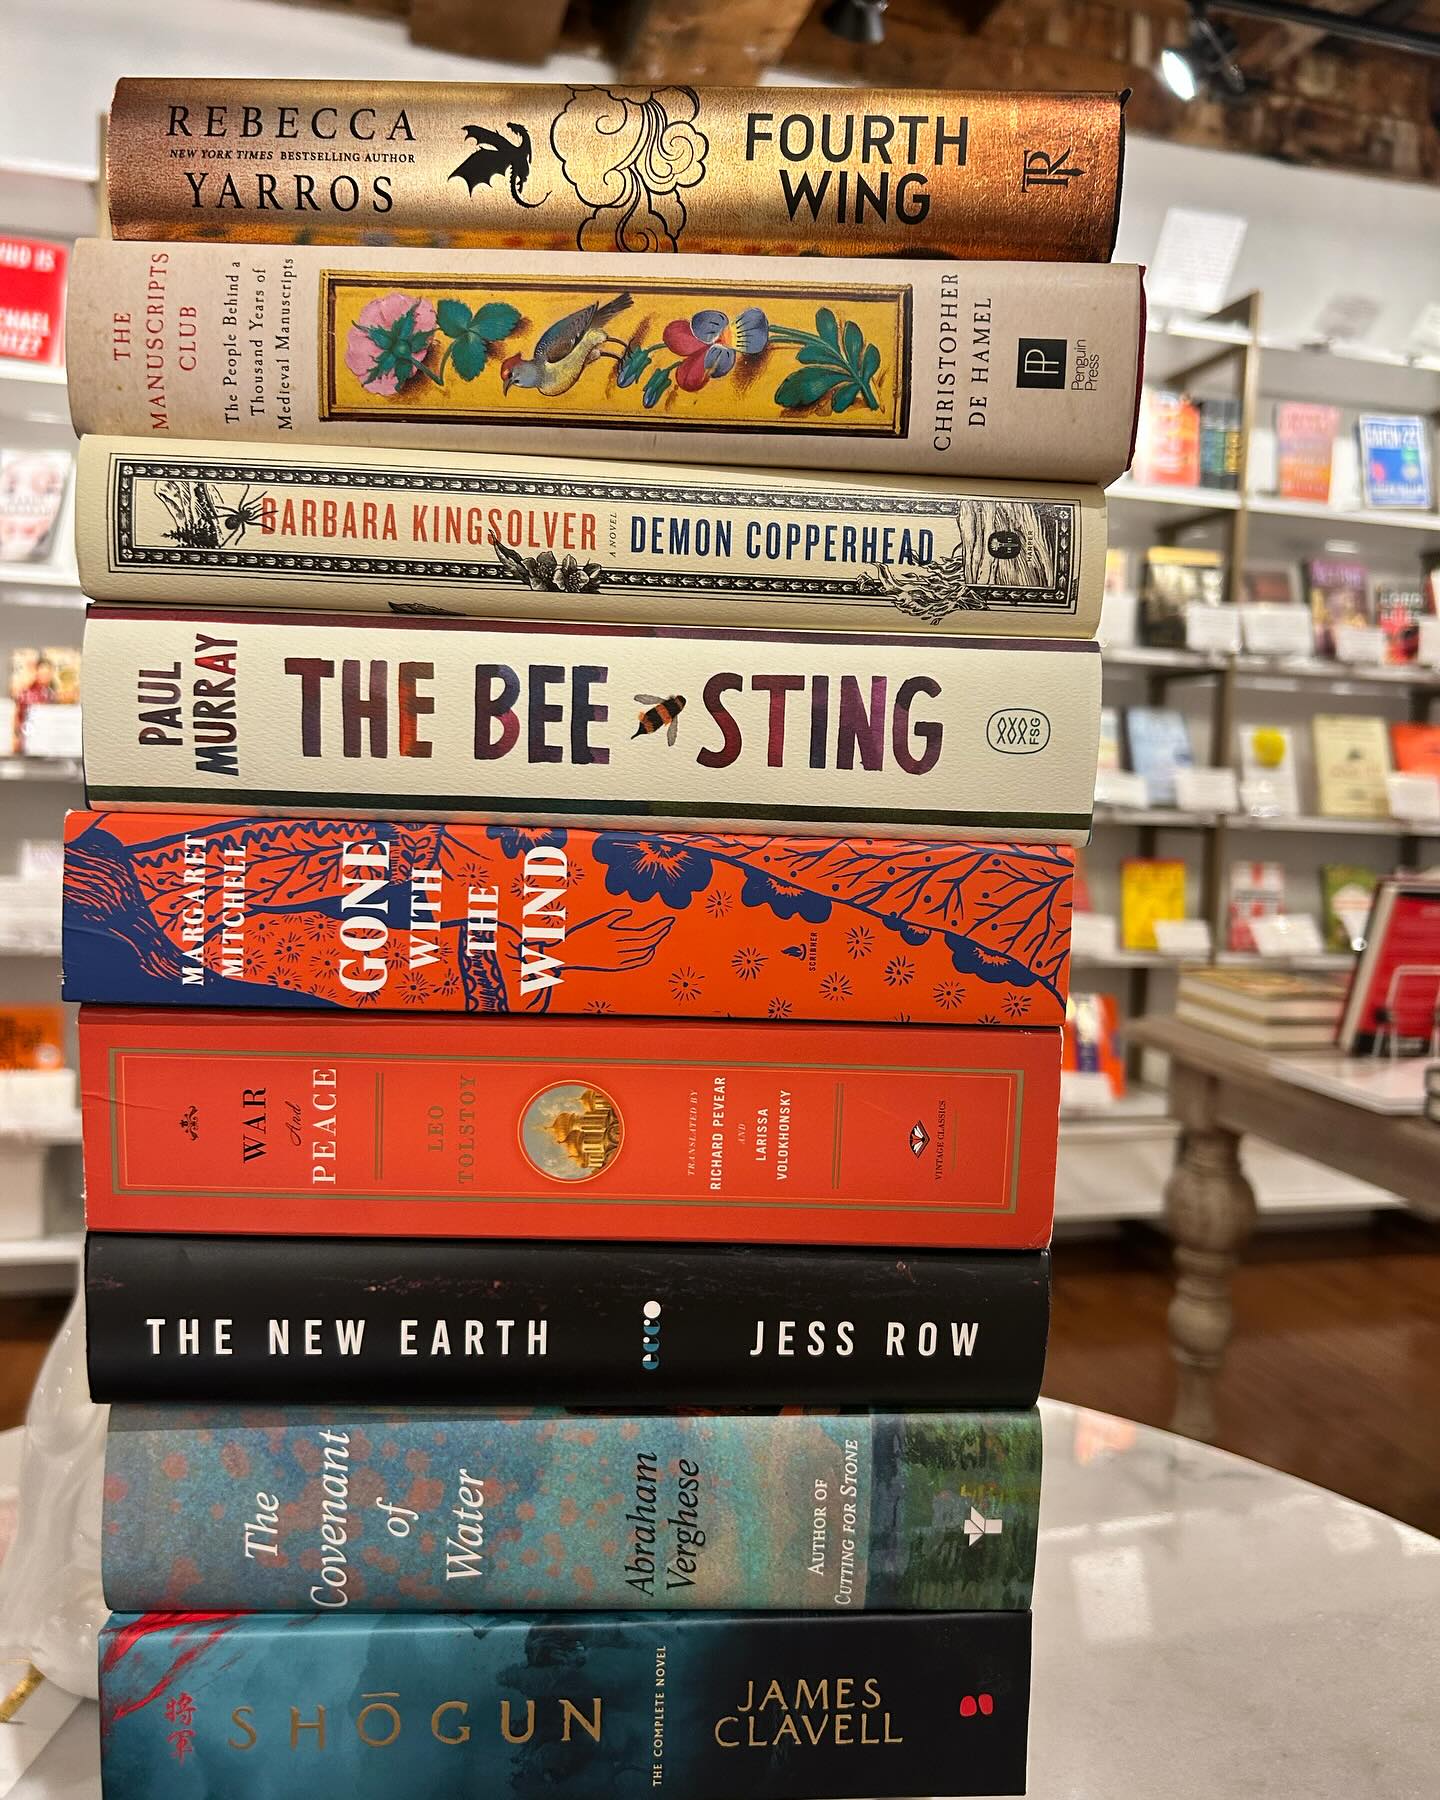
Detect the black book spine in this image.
<box><xmin>86</xmin><ymin>1235</ymin><xmax>1049</xmax><ymax>1405</ymax></box>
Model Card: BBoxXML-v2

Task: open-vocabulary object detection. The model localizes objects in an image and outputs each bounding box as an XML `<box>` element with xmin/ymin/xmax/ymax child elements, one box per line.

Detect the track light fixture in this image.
<box><xmin>821</xmin><ymin>0</ymin><xmax>888</xmax><ymax>45</ymax></box>
<box><xmin>1160</xmin><ymin>4</ymin><xmax>1248</xmax><ymax>102</ymax></box>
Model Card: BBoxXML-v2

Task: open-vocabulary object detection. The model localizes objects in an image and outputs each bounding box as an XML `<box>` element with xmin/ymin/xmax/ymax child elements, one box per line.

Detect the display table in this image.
<box><xmin>6</xmin><ymin>1398</ymin><xmax>1439</xmax><ymax>1800</ymax></box>
<box><xmin>1130</xmin><ymin>1015</ymin><xmax>1440</xmax><ymax>1441</ymax></box>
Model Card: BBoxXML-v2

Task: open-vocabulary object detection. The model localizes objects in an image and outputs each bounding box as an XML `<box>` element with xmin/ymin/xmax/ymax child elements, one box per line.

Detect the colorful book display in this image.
<box><xmin>1120</xmin><ymin>858</ymin><xmax>1187</xmax><ymax>951</ymax></box>
<box><xmin>1305</xmin><ymin>559</ymin><xmax>1369</xmax><ymax>657</ymax></box>
<box><xmin>1357</xmin><ymin>414</ymin><xmax>1432</xmax><ymax>509</ymax></box>
<box><xmin>74</xmin><ymin>69</ymin><xmax>1124</xmax><ymax>1800</ymax></box>
<box><xmin>1274</xmin><ymin>402</ymin><xmax>1339</xmax><ymax>503</ymax></box>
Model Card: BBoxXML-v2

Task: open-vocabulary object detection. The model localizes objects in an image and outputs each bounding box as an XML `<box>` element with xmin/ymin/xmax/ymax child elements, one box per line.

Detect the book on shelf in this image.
<box><xmin>1305</xmin><ymin>558</ymin><xmax>1370</xmax><ymax>657</ymax></box>
<box><xmin>1357</xmin><ymin>414</ymin><xmax>1433</xmax><ymax>509</ymax></box>
<box><xmin>0</xmin><ymin>234</ymin><xmax>67</xmax><ymax>366</ymax></box>
<box><xmin>1321</xmin><ymin>864</ymin><xmax>1379</xmax><ymax>953</ymax></box>
<box><xmin>1176</xmin><ymin>967</ymin><xmax>1345</xmax><ymax>1048</ymax></box>
<box><xmin>1337</xmin><ymin>875</ymin><xmax>1440</xmax><ymax>1053</ymax></box>
<box><xmin>1132</xmin><ymin>389</ymin><xmax>1200</xmax><ymax>487</ymax></box>
<box><xmin>0</xmin><ymin>1005</ymin><xmax>64</xmax><ymax>1070</ymax></box>
<box><xmin>1274</xmin><ymin>402</ymin><xmax>1339</xmax><ymax>504</ymax></box>
<box><xmin>78</xmin><ymin>608</ymin><xmax>1103</xmax><ymax>843</ymax></box>
<box><xmin>62</xmin><ymin>813</ymin><xmax>1074</xmax><ymax>1023</ymax></box>
<box><xmin>1374</xmin><ymin>581</ymin><xmax>1429</xmax><ymax>663</ymax></box>
<box><xmin>64</xmin><ymin>243</ymin><xmax>1145</xmax><ymax>485</ymax></box>
<box><xmin>0</xmin><ymin>448</ymin><xmax>71</xmax><ymax>563</ymax></box>
<box><xmin>99</xmin><ymin>1609</ymin><xmax>1032</xmax><ymax>1800</ymax></box>
<box><xmin>74</xmin><ymin>437</ymin><xmax>1108</xmax><ymax>637</ymax></box>
<box><xmin>1119</xmin><ymin>858</ymin><xmax>1187</xmax><ymax>950</ymax></box>
<box><xmin>1124</xmin><ymin>705</ymin><xmax>1194</xmax><ymax>805</ymax></box>
<box><xmin>100</xmin><ymin>1404</ymin><xmax>1040</xmax><ymax>1613</ymax></box>
<box><xmin>8</xmin><ymin>645</ymin><xmax>79</xmax><ymax>756</ymax></box>
<box><xmin>1237</xmin><ymin>722</ymin><xmax>1300</xmax><ymax>816</ymax></box>
<box><xmin>1390</xmin><ymin>720</ymin><xmax>1440</xmax><ymax>780</ymax></box>
<box><xmin>105</xmin><ymin>78</ymin><xmax>1126</xmax><ymax>263</ymax></box>
<box><xmin>1240</xmin><ymin>563</ymin><xmax>1301</xmax><ymax>608</ymax></box>
<box><xmin>1062</xmin><ymin>992</ymin><xmax>1124</xmax><ymax>1099</ymax></box>
<box><xmin>1226</xmin><ymin>860</ymin><xmax>1285</xmax><ymax>953</ymax></box>
<box><xmin>1138</xmin><ymin>545</ymin><xmax>1225</xmax><ymax>647</ymax></box>
<box><xmin>78</xmin><ymin>1008</ymin><xmax>1061</xmax><ymax>1248</ymax></box>
<box><xmin>1096</xmin><ymin>704</ymin><xmax>1122</xmax><ymax>773</ymax></box>
<box><xmin>1198</xmin><ymin>396</ymin><xmax>1242</xmax><ymax>491</ymax></box>
<box><xmin>85</xmin><ymin>1235</ymin><xmax>1051</xmax><ymax>1406</ymax></box>
<box><xmin>1312</xmin><ymin>714</ymin><xmax>1391</xmax><ymax>818</ymax></box>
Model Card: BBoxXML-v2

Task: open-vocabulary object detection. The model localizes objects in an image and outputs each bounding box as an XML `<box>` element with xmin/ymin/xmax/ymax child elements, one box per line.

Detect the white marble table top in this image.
<box><xmin>5</xmin><ymin>1398</ymin><xmax>1438</xmax><ymax>1798</ymax></box>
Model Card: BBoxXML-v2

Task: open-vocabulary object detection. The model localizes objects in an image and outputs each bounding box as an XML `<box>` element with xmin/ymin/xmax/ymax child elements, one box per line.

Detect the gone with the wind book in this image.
<box><xmin>77</xmin><ymin>608</ymin><xmax>1102</xmax><ymax>841</ymax></box>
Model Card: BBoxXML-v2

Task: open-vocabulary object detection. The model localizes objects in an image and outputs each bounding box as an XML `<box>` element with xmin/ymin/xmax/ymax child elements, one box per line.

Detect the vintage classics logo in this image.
<box><xmin>909</xmin><ymin>1120</ymin><xmax>931</xmax><ymax>1156</ymax></box>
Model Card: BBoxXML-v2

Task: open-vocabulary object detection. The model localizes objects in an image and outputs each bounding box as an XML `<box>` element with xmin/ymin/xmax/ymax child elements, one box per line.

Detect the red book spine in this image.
<box><xmin>80</xmin><ymin>1008</ymin><xmax>1058</xmax><ymax>1248</ymax></box>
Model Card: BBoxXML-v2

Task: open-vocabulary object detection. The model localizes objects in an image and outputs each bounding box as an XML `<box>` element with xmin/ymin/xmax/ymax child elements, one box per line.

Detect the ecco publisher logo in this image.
<box><xmin>640</xmin><ymin>1299</ymin><xmax>662</xmax><ymax>1372</ymax></box>
<box><xmin>1016</xmin><ymin>338</ymin><xmax>1067</xmax><ymax>389</ymax></box>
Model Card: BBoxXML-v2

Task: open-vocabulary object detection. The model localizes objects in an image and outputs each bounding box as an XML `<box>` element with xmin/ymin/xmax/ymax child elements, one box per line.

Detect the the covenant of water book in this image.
<box><xmin>65</xmin><ymin>242</ymin><xmax>1144</xmax><ymax>483</ymax></box>
<box><xmin>105</xmin><ymin>78</ymin><xmax>1125</xmax><ymax>263</ymax></box>
<box><xmin>76</xmin><ymin>436</ymin><xmax>1107</xmax><ymax>636</ymax></box>
<box><xmin>78</xmin><ymin>607</ymin><xmax>1102</xmax><ymax>840</ymax></box>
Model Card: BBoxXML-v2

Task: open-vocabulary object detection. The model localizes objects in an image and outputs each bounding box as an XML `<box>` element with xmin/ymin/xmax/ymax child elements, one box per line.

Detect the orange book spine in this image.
<box><xmin>80</xmin><ymin>1007</ymin><xmax>1058</xmax><ymax>1248</ymax></box>
<box><xmin>63</xmin><ymin>812</ymin><xmax>1072</xmax><ymax>1026</ymax></box>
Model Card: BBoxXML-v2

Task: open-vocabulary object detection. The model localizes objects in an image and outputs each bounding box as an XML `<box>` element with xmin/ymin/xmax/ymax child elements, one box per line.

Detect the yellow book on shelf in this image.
<box><xmin>1312</xmin><ymin>714</ymin><xmax>1391</xmax><ymax>818</ymax></box>
<box><xmin>1120</xmin><ymin>858</ymin><xmax>1188</xmax><ymax>950</ymax></box>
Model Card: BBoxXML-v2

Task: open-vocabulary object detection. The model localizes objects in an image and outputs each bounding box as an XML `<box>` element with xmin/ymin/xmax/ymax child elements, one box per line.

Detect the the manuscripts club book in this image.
<box><xmin>64</xmin><ymin>242</ymin><xmax>1145</xmax><ymax>485</ymax></box>
<box><xmin>77</xmin><ymin>608</ymin><xmax>1102</xmax><ymax>840</ymax></box>
<box><xmin>104</xmin><ymin>78</ymin><xmax>1125</xmax><ymax>262</ymax></box>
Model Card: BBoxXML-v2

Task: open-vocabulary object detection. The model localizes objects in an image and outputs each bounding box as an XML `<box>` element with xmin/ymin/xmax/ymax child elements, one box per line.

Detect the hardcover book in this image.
<box><xmin>0</xmin><ymin>448</ymin><xmax>71</xmax><ymax>563</ymax></box>
<box><xmin>101</xmin><ymin>1405</ymin><xmax>1041</xmax><ymax>1613</ymax></box>
<box><xmin>64</xmin><ymin>241</ymin><xmax>1145</xmax><ymax>486</ymax></box>
<box><xmin>1374</xmin><ymin>582</ymin><xmax>1429</xmax><ymax>663</ymax></box>
<box><xmin>1226</xmin><ymin>860</ymin><xmax>1285</xmax><ymax>953</ymax></box>
<box><xmin>106</xmin><ymin>77</ymin><xmax>1125</xmax><ymax>263</ymax></box>
<box><xmin>1337</xmin><ymin>876</ymin><xmax>1440</xmax><ymax>1053</ymax></box>
<box><xmin>1133</xmin><ymin>389</ymin><xmax>1200</xmax><ymax>487</ymax></box>
<box><xmin>1062</xmin><ymin>992</ymin><xmax>1124</xmax><ymax>1099</ymax></box>
<box><xmin>85</xmin><ymin>1235</ymin><xmax>1051</xmax><ymax>1406</ymax></box>
<box><xmin>1305</xmin><ymin>559</ymin><xmax>1369</xmax><ymax>657</ymax></box>
<box><xmin>99</xmin><ymin>1609</ymin><xmax>1032</xmax><ymax>1800</ymax></box>
<box><xmin>77</xmin><ymin>607</ymin><xmax>1103</xmax><ymax>843</ymax></box>
<box><xmin>1176</xmin><ymin>968</ymin><xmax>1345</xmax><ymax>1048</ymax></box>
<box><xmin>9</xmin><ymin>644</ymin><xmax>79</xmax><ymax>756</ymax></box>
<box><xmin>1138</xmin><ymin>545</ymin><xmax>1224</xmax><ymax>647</ymax></box>
<box><xmin>0</xmin><ymin>1005</ymin><xmax>64</xmax><ymax>1070</ymax></box>
<box><xmin>1198</xmin><ymin>396</ymin><xmax>1241</xmax><ymax>491</ymax></box>
<box><xmin>1274</xmin><ymin>402</ymin><xmax>1339</xmax><ymax>503</ymax></box>
<box><xmin>1312</xmin><ymin>714</ymin><xmax>1391</xmax><ymax>818</ymax></box>
<box><xmin>1124</xmin><ymin>706</ymin><xmax>1193</xmax><ymax>805</ymax></box>
<box><xmin>1390</xmin><ymin>721</ymin><xmax>1440</xmax><ymax>780</ymax></box>
<box><xmin>1239</xmin><ymin>564</ymin><xmax>1300</xmax><ymax>608</ymax></box>
<box><xmin>1357</xmin><ymin>414</ymin><xmax>1432</xmax><ymax>509</ymax></box>
<box><xmin>76</xmin><ymin>436</ymin><xmax>1107</xmax><ymax>637</ymax></box>
<box><xmin>78</xmin><ymin>1008</ymin><xmax>1062</xmax><ymax>1248</ymax></box>
<box><xmin>1320</xmin><ymin>864</ymin><xmax>1377</xmax><ymax>953</ymax></box>
<box><xmin>1120</xmin><ymin>858</ymin><xmax>1186</xmax><ymax>951</ymax></box>
<box><xmin>1237</xmin><ymin>723</ymin><xmax>1300</xmax><ymax>816</ymax></box>
<box><xmin>61</xmin><ymin>813</ymin><xmax>1074</xmax><ymax>1026</ymax></box>
<box><xmin>1096</xmin><ymin>705</ymin><xmax>1121</xmax><ymax>773</ymax></box>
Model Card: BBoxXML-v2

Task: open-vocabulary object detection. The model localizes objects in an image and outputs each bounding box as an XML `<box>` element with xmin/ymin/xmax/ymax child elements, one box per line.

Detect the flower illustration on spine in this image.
<box><xmin>345</xmin><ymin>292</ymin><xmax>521</xmax><ymax>395</ymax></box>
<box><xmin>617</xmin><ymin>303</ymin><xmax>883</xmax><ymax>415</ymax></box>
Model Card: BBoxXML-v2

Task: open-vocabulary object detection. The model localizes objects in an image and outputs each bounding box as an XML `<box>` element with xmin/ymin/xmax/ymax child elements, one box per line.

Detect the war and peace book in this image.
<box><xmin>101</xmin><ymin>1405</ymin><xmax>1041</xmax><ymax>1613</ymax></box>
<box><xmin>99</xmin><ymin>1609</ymin><xmax>1032</xmax><ymax>1799</ymax></box>
<box><xmin>78</xmin><ymin>1008</ymin><xmax>1060</xmax><ymax>1249</ymax></box>
<box><xmin>75</xmin><ymin>436</ymin><xmax>1107</xmax><ymax>637</ymax></box>
<box><xmin>77</xmin><ymin>608</ymin><xmax>1102</xmax><ymax>842</ymax></box>
<box><xmin>105</xmin><ymin>76</ymin><xmax>1124</xmax><ymax>263</ymax></box>
<box><xmin>84</xmin><ymin>1234</ymin><xmax>1050</xmax><ymax>1407</ymax></box>
<box><xmin>65</xmin><ymin>241</ymin><xmax>1144</xmax><ymax>485</ymax></box>
<box><xmin>61</xmin><ymin>812</ymin><xmax>1074</xmax><ymax>1026</ymax></box>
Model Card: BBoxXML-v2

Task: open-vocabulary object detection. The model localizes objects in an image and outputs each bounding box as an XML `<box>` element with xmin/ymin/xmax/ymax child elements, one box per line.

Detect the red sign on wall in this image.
<box><xmin>0</xmin><ymin>236</ymin><xmax>68</xmax><ymax>365</ymax></box>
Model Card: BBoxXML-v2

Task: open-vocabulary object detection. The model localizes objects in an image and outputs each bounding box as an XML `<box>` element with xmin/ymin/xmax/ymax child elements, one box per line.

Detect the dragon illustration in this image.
<box><xmin>450</xmin><ymin>123</ymin><xmax>548</xmax><ymax>208</ymax></box>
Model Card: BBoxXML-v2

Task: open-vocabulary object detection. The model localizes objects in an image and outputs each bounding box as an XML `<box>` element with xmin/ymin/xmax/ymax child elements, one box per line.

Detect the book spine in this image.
<box><xmin>106</xmin><ymin>76</ymin><xmax>1122</xmax><ymax>264</ymax></box>
<box><xmin>65</xmin><ymin>241</ymin><xmax>1144</xmax><ymax>485</ymax></box>
<box><xmin>78</xmin><ymin>1007</ymin><xmax>1059</xmax><ymax>1248</ymax></box>
<box><xmin>85</xmin><ymin>1235</ymin><xmax>1050</xmax><ymax>1406</ymax></box>
<box><xmin>78</xmin><ymin>608</ymin><xmax>1101</xmax><ymax>842</ymax></box>
<box><xmin>77</xmin><ymin>435</ymin><xmax>1106</xmax><ymax>638</ymax></box>
<box><xmin>99</xmin><ymin>1609</ymin><xmax>1031</xmax><ymax>1799</ymax></box>
<box><xmin>62</xmin><ymin>812</ymin><xmax>1073</xmax><ymax>1025</ymax></box>
<box><xmin>102</xmin><ymin>1404</ymin><xmax>1041</xmax><ymax>1613</ymax></box>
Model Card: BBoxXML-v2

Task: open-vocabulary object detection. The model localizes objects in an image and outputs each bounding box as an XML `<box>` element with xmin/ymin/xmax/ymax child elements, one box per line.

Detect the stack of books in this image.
<box><xmin>1176</xmin><ymin>967</ymin><xmax>1348</xmax><ymax>1049</ymax></box>
<box><xmin>64</xmin><ymin>77</ymin><xmax>1139</xmax><ymax>1800</ymax></box>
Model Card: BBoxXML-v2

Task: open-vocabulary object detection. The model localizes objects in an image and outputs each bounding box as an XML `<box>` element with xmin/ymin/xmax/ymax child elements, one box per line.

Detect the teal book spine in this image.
<box><xmin>102</xmin><ymin>1406</ymin><xmax>1040</xmax><ymax>1614</ymax></box>
<box><xmin>99</xmin><ymin>1609</ymin><xmax>1032</xmax><ymax>1799</ymax></box>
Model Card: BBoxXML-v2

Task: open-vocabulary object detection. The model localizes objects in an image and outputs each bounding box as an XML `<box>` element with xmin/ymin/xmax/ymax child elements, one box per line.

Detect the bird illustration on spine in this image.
<box><xmin>500</xmin><ymin>293</ymin><xmax>633</xmax><ymax>396</ymax></box>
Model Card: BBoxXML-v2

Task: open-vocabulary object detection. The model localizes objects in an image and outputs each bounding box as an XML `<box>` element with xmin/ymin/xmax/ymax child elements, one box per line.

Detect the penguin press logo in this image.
<box><xmin>1015</xmin><ymin>338</ymin><xmax>1067</xmax><ymax>390</ymax></box>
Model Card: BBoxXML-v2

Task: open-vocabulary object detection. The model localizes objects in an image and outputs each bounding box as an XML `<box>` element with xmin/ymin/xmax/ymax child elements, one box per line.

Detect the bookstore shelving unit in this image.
<box><xmin>0</xmin><ymin>157</ymin><xmax>92</xmax><ymax>1293</ymax></box>
<box><xmin>1065</xmin><ymin>294</ymin><xmax>1440</xmax><ymax>1223</ymax></box>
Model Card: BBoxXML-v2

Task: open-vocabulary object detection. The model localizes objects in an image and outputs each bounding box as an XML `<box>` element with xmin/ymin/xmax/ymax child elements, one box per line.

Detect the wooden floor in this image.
<box><xmin>0</xmin><ymin>1217</ymin><xmax>1437</xmax><ymax>1531</ymax></box>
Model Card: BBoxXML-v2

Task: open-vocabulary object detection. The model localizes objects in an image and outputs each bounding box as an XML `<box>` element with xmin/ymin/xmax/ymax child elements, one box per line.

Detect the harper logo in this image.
<box><xmin>179</xmin><ymin>1105</ymin><xmax>199</xmax><ymax>1141</ymax></box>
<box><xmin>1021</xmin><ymin>148</ymin><xmax>1087</xmax><ymax>190</ymax></box>
<box><xmin>1016</xmin><ymin>338</ymin><xmax>1067</xmax><ymax>390</ymax></box>
<box><xmin>909</xmin><ymin>1120</ymin><xmax>931</xmax><ymax>1156</ymax></box>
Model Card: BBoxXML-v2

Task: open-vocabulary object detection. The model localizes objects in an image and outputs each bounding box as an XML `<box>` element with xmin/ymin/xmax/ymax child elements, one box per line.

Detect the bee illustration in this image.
<box><xmin>632</xmin><ymin>693</ymin><xmax>686</xmax><ymax>746</ymax></box>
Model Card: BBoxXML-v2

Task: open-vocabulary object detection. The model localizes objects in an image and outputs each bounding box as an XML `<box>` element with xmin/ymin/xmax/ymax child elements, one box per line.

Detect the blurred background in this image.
<box><xmin>0</xmin><ymin>0</ymin><xmax>1435</xmax><ymax>1534</ymax></box>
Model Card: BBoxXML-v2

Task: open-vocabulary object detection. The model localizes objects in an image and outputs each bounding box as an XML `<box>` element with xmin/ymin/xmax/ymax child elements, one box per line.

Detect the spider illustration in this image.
<box><xmin>155</xmin><ymin>479</ymin><xmax>270</xmax><ymax>551</ymax></box>
<box><xmin>210</xmin><ymin>484</ymin><xmax>269</xmax><ymax>547</ymax></box>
